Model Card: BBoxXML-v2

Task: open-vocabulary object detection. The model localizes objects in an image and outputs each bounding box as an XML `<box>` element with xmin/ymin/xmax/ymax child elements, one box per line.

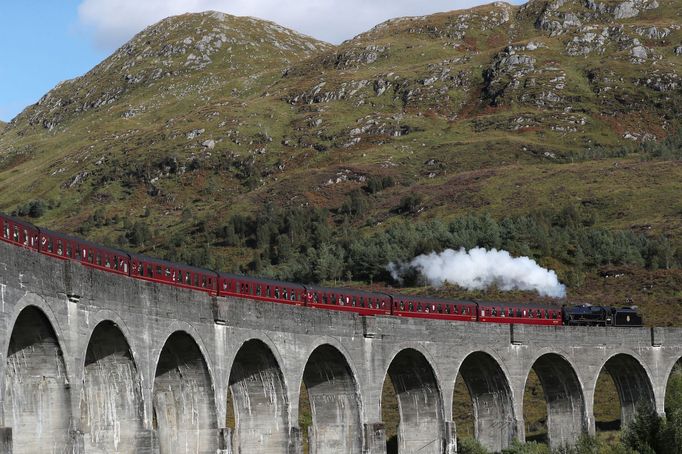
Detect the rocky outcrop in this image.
<box><xmin>15</xmin><ymin>12</ymin><xmax>331</xmax><ymax>131</ymax></box>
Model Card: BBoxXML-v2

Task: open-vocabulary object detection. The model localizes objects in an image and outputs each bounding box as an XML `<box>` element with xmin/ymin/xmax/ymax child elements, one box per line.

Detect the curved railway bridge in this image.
<box><xmin>0</xmin><ymin>240</ymin><xmax>681</xmax><ymax>454</ymax></box>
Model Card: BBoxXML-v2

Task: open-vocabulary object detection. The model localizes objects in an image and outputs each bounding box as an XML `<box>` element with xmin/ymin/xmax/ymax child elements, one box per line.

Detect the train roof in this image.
<box><xmin>303</xmin><ymin>284</ymin><xmax>389</xmax><ymax>298</ymax></box>
<box><xmin>218</xmin><ymin>272</ymin><xmax>305</xmax><ymax>288</ymax></box>
<box><xmin>385</xmin><ymin>293</ymin><xmax>476</xmax><ymax>306</ymax></box>
<box><xmin>475</xmin><ymin>300</ymin><xmax>562</xmax><ymax>310</ymax></box>
<box><xmin>0</xmin><ymin>212</ymin><xmax>39</xmax><ymax>230</ymax></box>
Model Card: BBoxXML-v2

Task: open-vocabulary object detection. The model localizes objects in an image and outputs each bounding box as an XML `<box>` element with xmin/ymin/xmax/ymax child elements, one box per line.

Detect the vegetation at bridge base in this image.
<box><xmin>457</xmin><ymin>365</ymin><xmax>682</xmax><ymax>453</ymax></box>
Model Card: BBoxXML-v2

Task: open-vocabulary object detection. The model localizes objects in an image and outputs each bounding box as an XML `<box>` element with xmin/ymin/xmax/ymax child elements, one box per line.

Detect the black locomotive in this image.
<box><xmin>562</xmin><ymin>304</ymin><xmax>643</xmax><ymax>327</ymax></box>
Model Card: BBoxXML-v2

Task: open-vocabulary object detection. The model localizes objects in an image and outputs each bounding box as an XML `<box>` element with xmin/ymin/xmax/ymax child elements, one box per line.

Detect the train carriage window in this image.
<box><xmin>291</xmin><ymin>291</ymin><xmax>296</xmax><ymax>301</ymax></box>
<box><xmin>552</xmin><ymin>312</ymin><xmax>558</xmax><ymax>320</ymax></box>
<box><xmin>202</xmin><ymin>276</ymin><xmax>207</xmax><ymax>288</ymax></box>
<box><xmin>409</xmin><ymin>303</ymin><xmax>414</xmax><ymax>311</ymax></box>
<box><xmin>508</xmin><ymin>308</ymin><xmax>513</xmax><ymax>317</ymax></box>
<box><xmin>56</xmin><ymin>241</ymin><xmax>63</xmax><ymax>256</ymax></box>
<box><xmin>352</xmin><ymin>297</ymin><xmax>357</xmax><ymax>307</ymax></box>
<box><xmin>66</xmin><ymin>244</ymin><xmax>72</xmax><ymax>258</ymax></box>
<box><xmin>3</xmin><ymin>224</ymin><xmax>8</xmax><ymax>239</ymax></box>
<box><xmin>313</xmin><ymin>293</ymin><xmax>319</xmax><ymax>303</ymax></box>
<box><xmin>400</xmin><ymin>301</ymin><xmax>405</xmax><ymax>311</ymax></box>
<box><xmin>275</xmin><ymin>288</ymin><xmax>280</xmax><ymax>298</ymax></box>
<box><xmin>492</xmin><ymin>307</ymin><xmax>497</xmax><ymax>316</ymax></box>
<box><xmin>545</xmin><ymin>310</ymin><xmax>549</xmax><ymax>319</ymax></box>
<box><xmin>256</xmin><ymin>285</ymin><xmax>262</xmax><ymax>296</ymax></box>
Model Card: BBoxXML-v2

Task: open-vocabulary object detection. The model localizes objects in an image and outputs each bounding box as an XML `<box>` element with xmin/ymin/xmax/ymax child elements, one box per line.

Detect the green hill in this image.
<box><xmin>1</xmin><ymin>0</ymin><xmax>682</xmax><ymax>324</ymax></box>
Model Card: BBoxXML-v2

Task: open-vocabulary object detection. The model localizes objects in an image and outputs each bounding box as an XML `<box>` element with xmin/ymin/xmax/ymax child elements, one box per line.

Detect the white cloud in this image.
<box><xmin>77</xmin><ymin>0</ymin><xmax>523</xmax><ymax>50</ymax></box>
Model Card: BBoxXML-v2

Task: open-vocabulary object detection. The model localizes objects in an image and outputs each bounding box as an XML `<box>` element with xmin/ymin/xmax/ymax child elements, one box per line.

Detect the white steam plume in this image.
<box><xmin>388</xmin><ymin>247</ymin><xmax>566</xmax><ymax>298</ymax></box>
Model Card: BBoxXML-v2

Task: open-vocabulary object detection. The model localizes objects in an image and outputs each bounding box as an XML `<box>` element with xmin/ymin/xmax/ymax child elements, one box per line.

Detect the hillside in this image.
<box><xmin>1</xmin><ymin>0</ymin><xmax>682</xmax><ymax>324</ymax></box>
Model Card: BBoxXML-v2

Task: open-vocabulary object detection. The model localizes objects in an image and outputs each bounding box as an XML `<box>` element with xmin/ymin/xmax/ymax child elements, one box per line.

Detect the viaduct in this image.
<box><xmin>0</xmin><ymin>239</ymin><xmax>681</xmax><ymax>454</ymax></box>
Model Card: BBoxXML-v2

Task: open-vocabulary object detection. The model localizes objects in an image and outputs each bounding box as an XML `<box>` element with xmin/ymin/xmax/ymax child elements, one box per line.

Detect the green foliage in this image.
<box><xmin>126</xmin><ymin>222</ymin><xmax>151</xmax><ymax>247</ymax></box>
<box><xmin>621</xmin><ymin>404</ymin><xmax>660</xmax><ymax>454</ymax></box>
<box><xmin>364</xmin><ymin>175</ymin><xmax>395</xmax><ymax>194</ymax></box>
<box><xmin>502</xmin><ymin>439</ymin><xmax>550</xmax><ymax>454</ymax></box>
<box><xmin>13</xmin><ymin>199</ymin><xmax>46</xmax><ymax>218</ymax></box>
<box><xmin>396</xmin><ymin>194</ymin><xmax>422</xmax><ymax>214</ymax></box>
<box><xmin>641</xmin><ymin>129</ymin><xmax>682</xmax><ymax>161</ymax></box>
<box><xmin>339</xmin><ymin>189</ymin><xmax>369</xmax><ymax>218</ymax></box>
<box><xmin>458</xmin><ymin>437</ymin><xmax>489</xmax><ymax>454</ymax></box>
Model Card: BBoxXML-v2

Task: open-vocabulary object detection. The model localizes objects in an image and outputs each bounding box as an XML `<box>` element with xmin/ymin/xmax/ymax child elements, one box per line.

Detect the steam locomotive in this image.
<box><xmin>0</xmin><ymin>212</ymin><xmax>643</xmax><ymax>327</ymax></box>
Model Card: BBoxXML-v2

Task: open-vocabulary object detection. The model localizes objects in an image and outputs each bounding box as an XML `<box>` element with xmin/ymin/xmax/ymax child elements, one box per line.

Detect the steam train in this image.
<box><xmin>0</xmin><ymin>212</ymin><xmax>643</xmax><ymax>327</ymax></box>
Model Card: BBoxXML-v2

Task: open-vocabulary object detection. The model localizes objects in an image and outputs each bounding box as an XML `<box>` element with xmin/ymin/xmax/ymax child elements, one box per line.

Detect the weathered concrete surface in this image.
<box><xmin>2</xmin><ymin>240</ymin><xmax>682</xmax><ymax>453</ymax></box>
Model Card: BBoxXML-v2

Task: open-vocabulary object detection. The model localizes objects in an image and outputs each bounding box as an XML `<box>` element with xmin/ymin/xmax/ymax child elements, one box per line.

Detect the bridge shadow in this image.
<box><xmin>525</xmin><ymin>432</ymin><xmax>548</xmax><ymax>444</ymax></box>
<box><xmin>596</xmin><ymin>420</ymin><xmax>621</xmax><ymax>431</ymax></box>
<box><xmin>386</xmin><ymin>435</ymin><xmax>398</xmax><ymax>454</ymax></box>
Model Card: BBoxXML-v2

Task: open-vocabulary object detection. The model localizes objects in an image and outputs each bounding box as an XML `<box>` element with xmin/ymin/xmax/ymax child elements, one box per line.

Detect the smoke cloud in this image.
<box><xmin>388</xmin><ymin>247</ymin><xmax>566</xmax><ymax>298</ymax></box>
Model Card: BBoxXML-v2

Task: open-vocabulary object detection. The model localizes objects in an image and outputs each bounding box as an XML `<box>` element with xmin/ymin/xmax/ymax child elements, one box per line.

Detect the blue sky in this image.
<box><xmin>0</xmin><ymin>0</ymin><xmax>523</xmax><ymax>122</ymax></box>
<box><xmin>0</xmin><ymin>1</ymin><xmax>106</xmax><ymax>121</ymax></box>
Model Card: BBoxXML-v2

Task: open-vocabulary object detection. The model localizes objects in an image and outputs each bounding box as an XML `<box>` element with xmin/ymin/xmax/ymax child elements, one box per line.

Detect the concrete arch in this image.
<box><xmin>152</xmin><ymin>330</ymin><xmax>218</xmax><ymax>454</ymax></box>
<box><xmin>455</xmin><ymin>350</ymin><xmax>515</xmax><ymax>452</ymax></box>
<box><xmin>525</xmin><ymin>352</ymin><xmax>587</xmax><ymax>449</ymax></box>
<box><xmin>383</xmin><ymin>347</ymin><xmax>444</xmax><ymax>454</ymax></box>
<box><xmin>594</xmin><ymin>352</ymin><xmax>656</xmax><ymax>427</ymax></box>
<box><xmin>83</xmin><ymin>309</ymin><xmax>141</xmax><ymax>368</ymax></box>
<box><xmin>228</xmin><ymin>338</ymin><xmax>290</xmax><ymax>453</ymax></box>
<box><xmin>81</xmin><ymin>320</ymin><xmax>145</xmax><ymax>453</ymax></box>
<box><xmin>2</xmin><ymin>295</ymin><xmax>71</xmax><ymax>383</ymax></box>
<box><xmin>4</xmin><ymin>305</ymin><xmax>72</xmax><ymax>453</ymax></box>
<box><xmin>152</xmin><ymin>320</ymin><xmax>215</xmax><ymax>380</ymax></box>
<box><xmin>301</xmin><ymin>343</ymin><xmax>362</xmax><ymax>454</ymax></box>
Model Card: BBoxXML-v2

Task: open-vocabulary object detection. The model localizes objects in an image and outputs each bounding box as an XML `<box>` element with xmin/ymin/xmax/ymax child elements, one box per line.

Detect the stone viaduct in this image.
<box><xmin>1</xmin><ymin>239</ymin><xmax>682</xmax><ymax>454</ymax></box>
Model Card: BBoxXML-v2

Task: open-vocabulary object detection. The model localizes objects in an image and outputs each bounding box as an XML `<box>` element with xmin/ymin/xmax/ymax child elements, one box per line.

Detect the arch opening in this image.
<box><xmin>665</xmin><ymin>360</ymin><xmax>682</xmax><ymax>416</ymax></box>
<box><xmin>228</xmin><ymin>339</ymin><xmax>289</xmax><ymax>453</ymax></box>
<box><xmin>3</xmin><ymin>306</ymin><xmax>71</xmax><ymax>454</ymax></box>
<box><xmin>593</xmin><ymin>370</ymin><xmax>621</xmax><ymax>433</ymax></box>
<box><xmin>523</xmin><ymin>369</ymin><xmax>548</xmax><ymax>444</ymax></box>
<box><xmin>525</xmin><ymin>353</ymin><xmax>586</xmax><ymax>449</ymax></box>
<box><xmin>300</xmin><ymin>345</ymin><xmax>361</xmax><ymax>454</ymax></box>
<box><xmin>81</xmin><ymin>321</ymin><xmax>144</xmax><ymax>453</ymax></box>
<box><xmin>382</xmin><ymin>348</ymin><xmax>443</xmax><ymax>454</ymax></box>
<box><xmin>152</xmin><ymin>331</ymin><xmax>217</xmax><ymax>453</ymax></box>
<box><xmin>453</xmin><ymin>352</ymin><xmax>515</xmax><ymax>452</ymax></box>
<box><xmin>595</xmin><ymin>354</ymin><xmax>655</xmax><ymax>433</ymax></box>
